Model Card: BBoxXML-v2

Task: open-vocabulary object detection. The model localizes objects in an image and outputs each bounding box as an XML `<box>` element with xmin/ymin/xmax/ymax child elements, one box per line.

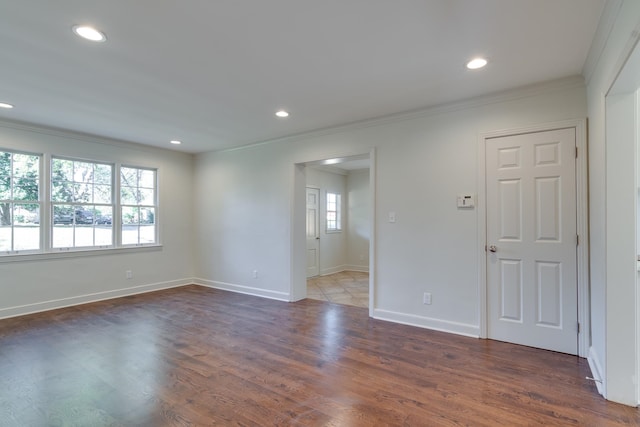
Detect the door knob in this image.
<box><xmin>488</xmin><ymin>245</ymin><xmax>497</xmax><ymax>252</ymax></box>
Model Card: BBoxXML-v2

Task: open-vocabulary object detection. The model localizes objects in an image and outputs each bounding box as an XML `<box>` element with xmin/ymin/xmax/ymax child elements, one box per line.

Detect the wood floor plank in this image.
<box><xmin>0</xmin><ymin>285</ymin><xmax>638</xmax><ymax>426</ymax></box>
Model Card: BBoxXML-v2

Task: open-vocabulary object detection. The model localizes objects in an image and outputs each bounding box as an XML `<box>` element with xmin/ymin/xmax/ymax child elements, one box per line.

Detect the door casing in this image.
<box><xmin>290</xmin><ymin>149</ymin><xmax>376</xmax><ymax>317</ymax></box>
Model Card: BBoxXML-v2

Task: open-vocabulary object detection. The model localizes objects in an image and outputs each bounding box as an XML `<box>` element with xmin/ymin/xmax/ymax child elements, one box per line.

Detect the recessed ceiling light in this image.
<box><xmin>466</xmin><ymin>57</ymin><xmax>488</xmax><ymax>70</ymax></box>
<box><xmin>72</xmin><ymin>25</ymin><xmax>107</xmax><ymax>42</ymax></box>
<box><xmin>0</xmin><ymin>102</ymin><xmax>14</xmax><ymax>109</ymax></box>
<box><xmin>170</xmin><ymin>140</ymin><xmax>182</xmax><ymax>145</ymax></box>
<box><xmin>275</xmin><ymin>110</ymin><xmax>290</xmax><ymax>118</ymax></box>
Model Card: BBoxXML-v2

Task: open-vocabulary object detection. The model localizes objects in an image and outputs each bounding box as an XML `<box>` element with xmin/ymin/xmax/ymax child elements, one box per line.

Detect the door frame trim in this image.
<box><xmin>477</xmin><ymin>119</ymin><xmax>589</xmax><ymax>357</ymax></box>
<box><xmin>290</xmin><ymin>148</ymin><xmax>376</xmax><ymax>318</ymax></box>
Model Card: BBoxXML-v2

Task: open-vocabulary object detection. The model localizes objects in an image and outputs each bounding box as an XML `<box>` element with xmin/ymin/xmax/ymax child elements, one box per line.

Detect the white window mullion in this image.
<box><xmin>115</xmin><ymin>163</ymin><xmax>121</xmax><ymax>247</ymax></box>
<box><xmin>42</xmin><ymin>153</ymin><xmax>50</xmax><ymax>251</ymax></box>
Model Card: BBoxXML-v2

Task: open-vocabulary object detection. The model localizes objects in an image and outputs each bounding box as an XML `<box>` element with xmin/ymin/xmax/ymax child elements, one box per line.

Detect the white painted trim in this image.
<box><xmin>575</xmin><ymin>119</ymin><xmax>590</xmax><ymax>358</ymax></box>
<box><xmin>0</xmin><ymin>244</ymin><xmax>163</xmax><ymax>263</ymax></box>
<box><xmin>195</xmin><ymin>278</ymin><xmax>290</xmax><ymax>302</ymax></box>
<box><xmin>582</xmin><ymin>0</ymin><xmax>623</xmax><ymax>85</ymax></box>
<box><xmin>320</xmin><ymin>265</ymin><xmax>371</xmax><ymax>274</ymax></box>
<box><xmin>219</xmin><ymin>77</ymin><xmax>585</xmax><ymax>155</ymax></box>
<box><xmin>636</xmin><ymin>89</ymin><xmax>640</xmax><ymax>408</ymax></box>
<box><xmin>373</xmin><ymin>309</ymin><xmax>480</xmax><ymax>338</ymax></box>
<box><xmin>602</xmin><ymin>21</ymin><xmax>640</xmax><ymax>405</ymax></box>
<box><xmin>290</xmin><ymin>164</ymin><xmax>308</xmax><ymax>302</ymax></box>
<box><xmin>320</xmin><ymin>265</ymin><xmax>348</xmax><ymax>276</ymax></box>
<box><xmin>0</xmin><ymin>278</ymin><xmax>192</xmax><ymax>320</ymax></box>
<box><xmin>603</xmin><ymin>13</ymin><xmax>640</xmax><ymax>98</ymax></box>
<box><xmin>368</xmin><ymin>147</ymin><xmax>377</xmax><ymax>318</ymax></box>
<box><xmin>588</xmin><ymin>346</ymin><xmax>606</xmax><ymax>396</ymax></box>
<box><xmin>477</xmin><ymin>119</ymin><xmax>590</xmax><ymax>357</ymax></box>
<box><xmin>290</xmin><ymin>148</ymin><xmax>377</xmax><ymax>311</ymax></box>
<box><xmin>477</xmin><ymin>132</ymin><xmax>487</xmax><ymax>338</ymax></box>
<box><xmin>344</xmin><ymin>264</ymin><xmax>369</xmax><ymax>273</ymax></box>
<box><xmin>0</xmin><ymin>118</ymin><xmax>184</xmax><ymax>156</ymax></box>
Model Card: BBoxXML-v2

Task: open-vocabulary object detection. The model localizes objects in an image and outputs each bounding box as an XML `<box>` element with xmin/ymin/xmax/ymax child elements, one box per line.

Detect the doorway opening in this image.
<box><xmin>291</xmin><ymin>151</ymin><xmax>375</xmax><ymax>314</ymax></box>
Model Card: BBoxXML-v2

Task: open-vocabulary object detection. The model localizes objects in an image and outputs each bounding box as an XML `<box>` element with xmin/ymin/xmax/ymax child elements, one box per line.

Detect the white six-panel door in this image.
<box><xmin>486</xmin><ymin>128</ymin><xmax>578</xmax><ymax>354</ymax></box>
<box><xmin>306</xmin><ymin>187</ymin><xmax>320</xmax><ymax>278</ymax></box>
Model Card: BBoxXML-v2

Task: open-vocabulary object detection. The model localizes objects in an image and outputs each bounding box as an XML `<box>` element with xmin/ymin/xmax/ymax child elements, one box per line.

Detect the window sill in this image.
<box><xmin>325</xmin><ymin>230</ymin><xmax>342</xmax><ymax>234</ymax></box>
<box><xmin>0</xmin><ymin>244</ymin><xmax>163</xmax><ymax>263</ymax></box>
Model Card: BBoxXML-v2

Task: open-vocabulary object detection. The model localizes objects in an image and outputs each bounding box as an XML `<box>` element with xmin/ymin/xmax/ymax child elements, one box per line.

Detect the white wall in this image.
<box><xmin>347</xmin><ymin>169</ymin><xmax>370</xmax><ymax>271</ymax></box>
<box><xmin>305</xmin><ymin>167</ymin><xmax>347</xmax><ymax>275</ymax></box>
<box><xmin>193</xmin><ymin>142</ymin><xmax>294</xmax><ymax>300</ymax></box>
<box><xmin>193</xmin><ymin>77</ymin><xmax>587</xmax><ymax>337</ymax></box>
<box><xmin>584</xmin><ymin>0</ymin><xmax>640</xmax><ymax>405</ymax></box>
<box><xmin>0</xmin><ymin>122</ymin><xmax>195</xmax><ymax>318</ymax></box>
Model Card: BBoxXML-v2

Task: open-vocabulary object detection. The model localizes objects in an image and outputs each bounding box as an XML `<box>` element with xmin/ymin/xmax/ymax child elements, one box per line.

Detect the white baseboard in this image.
<box><xmin>587</xmin><ymin>346</ymin><xmax>606</xmax><ymax>397</ymax></box>
<box><xmin>373</xmin><ymin>308</ymin><xmax>480</xmax><ymax>338</ymax></box>
<box><xmin>194</xmin><ymin>278</ymin><xmax>290</xmax><ymax>302</ymax></box>
<box><xmin>320</xmin><ymin>265</ymin><xmax>347</xmax><ymax>276</ymax></box>
<box><xmin>0</xmin><ymin>278</ymin><xmax>192</xmax><ymax>320</ymax></box>
<box><xmin>344</xmin><ymin>264</ymin><xmax>369</xmax><ymax>273</ymax></box>
<box><xmin>321</xmin><ymin>264</ymin><xmax>370</xmax><ymax>275</ymax></box>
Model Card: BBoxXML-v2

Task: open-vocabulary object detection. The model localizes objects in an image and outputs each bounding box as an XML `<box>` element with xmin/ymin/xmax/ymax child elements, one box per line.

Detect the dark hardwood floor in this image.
<box><xmin>0</xmin><ymin>286</ymin><xmax>638</xmax><ymax>426</ymax></box>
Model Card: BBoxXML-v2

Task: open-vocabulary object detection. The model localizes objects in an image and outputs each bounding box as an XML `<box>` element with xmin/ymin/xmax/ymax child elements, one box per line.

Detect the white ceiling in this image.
<box><xmin>0</xmin><ymin>1</ymin><xmax>604</xmax><ymax>153</ymax></box>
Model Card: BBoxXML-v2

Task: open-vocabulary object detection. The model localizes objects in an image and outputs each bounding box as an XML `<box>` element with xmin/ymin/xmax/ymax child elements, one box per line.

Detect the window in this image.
<box><xmin>0</xmin><ymin>150</ymin><xmax>41</xmax><ymax>253</ymax></box>
<box><xmin>51</xmin><ymin>157</ymin><xmax>113</xmax><ymax>249</ymax></box>
<box><xmin>326</xmin><ymin>192</ymin><xmax>341</xmax><ymax>232</ymax></box>
<box><xmin>120</xmin><ymin>166</ymin><xmax>157</xmax><ymax>245</ymax></box>
<box><xmin>0</xmin><ymin>149</ymin><xmax>158</xmax><ymax>258</ymax></box>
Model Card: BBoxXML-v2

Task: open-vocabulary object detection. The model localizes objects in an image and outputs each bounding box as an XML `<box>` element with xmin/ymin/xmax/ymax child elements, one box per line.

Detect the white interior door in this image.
<box><xmin>306</xmin><ymin>187</ymin><xmax>320</xmax><ymax>278</ymax></box>
<box><xmin>486</xmin><ymin>128</ymin><xmax>578</xmax><ymax>354</ymax></box>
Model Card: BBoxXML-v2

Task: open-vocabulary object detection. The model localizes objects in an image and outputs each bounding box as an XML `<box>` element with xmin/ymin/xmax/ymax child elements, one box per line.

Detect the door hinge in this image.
<box><xmin>575</xmin><ymin>147</ymin><xmax>578</xmax><ymax>158</ymax></box>
<box><xmin>576</xmin><ymin>234</ymin><xmax>579</xmax><ymax>246</ymax></box>
<box><xmin>577</xmin><ymin>322</ymin><xmax>581</xmax><ymax>333</ymax></box>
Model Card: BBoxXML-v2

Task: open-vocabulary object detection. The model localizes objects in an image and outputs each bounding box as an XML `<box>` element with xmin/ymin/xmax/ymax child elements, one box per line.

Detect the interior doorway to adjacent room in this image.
<box><xmin>292</xmin><ymin>152</ymin><xmax>374</xmax><ymax>311</ymax></box>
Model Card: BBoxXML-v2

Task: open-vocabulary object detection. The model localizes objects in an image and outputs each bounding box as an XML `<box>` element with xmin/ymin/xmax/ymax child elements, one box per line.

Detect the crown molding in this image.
<box><xmin>582</xmin><ymin>0</ymin><xmax>624</xmax><ymax>86</ymax></box>
<box><xmin>219</xmin><ymin>75</ymin><xmax>586</xmax><ymax>155</ymax></box>
<box><xmin>0</xmin><ymin>74</ymin><xmax>585</xmax><ymax>159</ymax></box>
<box><xmin>0</xmin><ymin>118</ymin><xmax>193</xmax><ymax>157</ymax></box>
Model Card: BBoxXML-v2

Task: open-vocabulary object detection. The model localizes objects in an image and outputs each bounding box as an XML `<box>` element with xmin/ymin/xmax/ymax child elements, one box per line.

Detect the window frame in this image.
<box><xmin>120</xmin><ymin>165</ymin><xmax>158</xmax><ymax>247</ymax></box>
<box><xmin>50</xmin><ymin>156</ymin><xmax>115</xmax><ymax>251</ymax></box>
<box><xmin>0</xmin><ymin>149</ymin><xmax>43</xmax><ymax>255</ymax></box>
<box><xmin>0</xmin><ymin>149</ymin><xmax>161</xmax><ymax>259</ymax></box>
<box><xmin>326</xmin><ymin>191</ymin><xmax>342</xmax><ymax>233</ymax></box>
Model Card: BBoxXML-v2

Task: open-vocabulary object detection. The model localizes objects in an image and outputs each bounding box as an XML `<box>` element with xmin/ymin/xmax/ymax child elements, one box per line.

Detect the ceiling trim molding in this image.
<box><xmin>219</xmin><ymin>75</ymin><xmax>586</xmax><ymax>155</ymax></box>
<box><xmin>0</xmin><ymin>75</ymin><xmax>585</xmax><ymax>157</ymax></box>
<box><xmin>0</xmin><ymin>118</ymin><xmax>191</xmax><ymax>157</ymax></box>
<box><xmin>582</xmin><ymin>0</ymin><xmax>624</xmax><ymax>86</ymax></box>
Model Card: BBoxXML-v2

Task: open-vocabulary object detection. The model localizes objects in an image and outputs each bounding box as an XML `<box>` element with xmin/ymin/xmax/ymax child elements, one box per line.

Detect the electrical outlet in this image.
<box><xmin>423</xmin><ymin>292</ymin><xmax>432</xmax><ymax>305</ymax></box>
<box><xmin>253</xmin><ymin>270</ymin><xmax>258</xmax><ymax>279</ymax></box>
<box><xmin>126</xmin><ymin>270</ymin><xmax>133</xmax><ymax>279</ymax></box>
